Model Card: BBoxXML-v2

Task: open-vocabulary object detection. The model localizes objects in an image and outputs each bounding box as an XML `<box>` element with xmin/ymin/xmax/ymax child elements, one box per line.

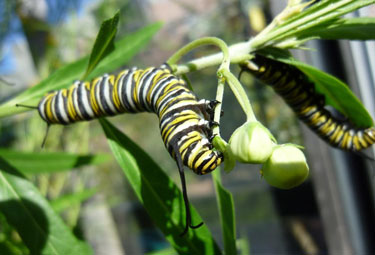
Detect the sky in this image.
<box><xmin>0</xmin><ymin>0</ymin><xmax>91</xmax><ymax>75</ymax></box>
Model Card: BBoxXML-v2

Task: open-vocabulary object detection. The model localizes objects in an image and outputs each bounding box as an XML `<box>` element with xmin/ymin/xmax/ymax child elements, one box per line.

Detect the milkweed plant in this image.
<box><xmin>0</xmin><ymin>0</ymin><xmax>375</xmax><ymax>254</ymax></box>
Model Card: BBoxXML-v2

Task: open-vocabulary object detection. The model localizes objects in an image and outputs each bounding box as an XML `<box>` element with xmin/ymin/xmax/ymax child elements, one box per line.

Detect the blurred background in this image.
<box><xmin>0</xmin><ymin>0</ymin><xmax>374</xmax><ymax>254</ymax></box>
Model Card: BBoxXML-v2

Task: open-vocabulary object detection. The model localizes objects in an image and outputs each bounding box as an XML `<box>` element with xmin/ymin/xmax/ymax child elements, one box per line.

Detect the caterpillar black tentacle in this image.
<box><xmin>240</xmin><ymin>54</ymin><xmax>375</xmax><ymax>152</ymax></box>
<box><xmin>36</xmin><ymin>64</ymin><xmax>223</xmax><ymax>235</ymax></box>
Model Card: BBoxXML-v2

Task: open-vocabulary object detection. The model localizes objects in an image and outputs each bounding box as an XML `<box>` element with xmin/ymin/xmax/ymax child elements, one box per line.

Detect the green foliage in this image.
<box><xmin>2</xmin><ymin>1</ymin><xmax>375</xmax><ymax>254</ymax></box>
<box><xmin>0</xmin><ymin>157</ymin><xmax>92</xmax><ymax>255</ymax></box>
<box><xmin>212</xmin><ymin>170</ymin><xmax>236</xmax><ymax>255</ymax></box>
<box><xmin>251</xmin><ymin>0</ymin><xmax>375</xmax><ymax>48</ymax></box>
<box><xmin>298</xmin><ymin>18</ymin><xmax>375</xmax><ymax>40</ymax></box>
<box><xmin>0</xmin><ymin>149</ymin><xmax>110</xmax><ymax>174</ymax></box>
<box><xmin>50</xmin><ymin>188</ymin><xmax>97</xmax><ymax>213</ymax></box>
<box><xmin>83</xmin><ymin>11</ymin><xmax>120</xmax><ymax>79</ymax></box>
<box><xmin>257</xmin><ymin>49</ymin><xmax>374</xmax><ymax>127</ymax></box>
<box><xmin>100</xmin><ymin>118</ymin><xmax>221</xmax><ymax>255</ymax></box>
<box><xmin>0</xmin><ymin>22</ymin><xmax>162</xmax><ymax>118</ymax></box>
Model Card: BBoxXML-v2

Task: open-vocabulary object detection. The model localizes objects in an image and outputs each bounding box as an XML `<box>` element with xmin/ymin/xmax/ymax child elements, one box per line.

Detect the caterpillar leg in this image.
<box><xmin>172</xmin><ymin>142</ymin><xmax>204</xmax><ymax>236</ymax></box>
<box><xmin>41</xmin><ymin>124</ymin><xmax>51</xmax><ymax>148</ymax></box>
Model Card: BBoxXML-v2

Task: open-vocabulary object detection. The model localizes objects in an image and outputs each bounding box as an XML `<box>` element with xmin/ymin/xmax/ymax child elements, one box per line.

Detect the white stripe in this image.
<box><xmin>57</xmin><ymin>91</ymin><xmax>70</xmax><ymax>123</ymax></box>
<box><xmin>140</xmin><ymin>69</ymin><xmax>156</xmax><ymax>111</ymax></box>
<box><xmin>95</xmin><ymin>77</ymin><xmax>105</xmax><ymax>112</ymax></box>
<box><xmin>165</xmin><ymin>119</ymin><xmax>204</xmax><ymax>141</ymax></box>
<box><xmin>159</xmin><ymin>98</ymin><xmax>197</xmax><ymax>116</ymax></box>
<box><xmin>150</xmin><ymin>76</ymin><xmax>172</xmax><ymax>107</ymax></box>
<box><xmin>80</xmin><ymin>83</ymin><xmax>95</xmax><ymax>118</ymax></box>
<box><xmin>38</xmin><ymin>97</ymin><xmax>48</xmax><ymax>121</ymax></box>
<box><xmin>157</xmin><ymin>89</ymin><xmax>189</xmax><ymax>111</ymax></box>
<box><xmin>103</xmin><ymin>76</ymin><xmax>119</xmax><ymax>113</ymax></box>
<box><xmin>126</xmin><ymin>72</ymin><xmax>137</xmax><ymax>110</ymax></box>
<box><xmin>51</xmin><ymin>93</ymin><xmax>58</xmax><ymax>121</ymax></box>
<box><xmin>73</xmin><ymin>82</ymin><xmax>83</xmax><ymax>119</ymax></box>
<box><xmin>117</xmin><ymin>71</ymin><xmax>128</xmax><ymax>109</ymax></box>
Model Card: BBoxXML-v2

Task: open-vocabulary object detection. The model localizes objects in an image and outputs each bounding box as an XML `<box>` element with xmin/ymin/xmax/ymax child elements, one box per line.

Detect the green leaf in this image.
<box><xmin>50</xmin><ymin>188</ymin><xmax>97</xmax><ymax>213</ymax></box>
<box><xmin>257</xmin><ymin>50</ymin><xmax>374</xmax><ymax>128</ymax></box>
<box><xmin>146</xmin><ymin>247</ymin><xmax>177</xmax><ymax>255</ymax></box>
<box><xmin>82</xmin><ymin>11</ymin><xmax>120</xmax><ymax>79</ymax></box>
<box><xmin>237</xmin><ymin>238</ymin><xmax>250</xmax><ymax>255</ymax></box>
<box><xmin>0</xmin><ymin>149</ymin><xmax>110</xmax><ymax>174</ymax></box>
<box><xmin>298</xmin><ymin>18</ymin><xmax>375</xmax><ymax>41</ymax></box>
<box><xmin>0</xmin><ymin>157</ymin><xmax>92</xmax><ymax>255</ymax></box>
<box><xmin>252</xmin><ymin>0</ymin><xmax>375</xmax><ymax>48</ymax></box>
<box><xmin>212</xmin><ymin>170</ymin><xmax>236</xmax><ymax>255</ymax></box>
<box><xmin>0</xmin><ymin>22</ymin><xmax>162</xmax><ymax>118</ymax></box>
<box><xmin>86</xmin><ymin>22</ymin><xmax>162</xmax><ymax>80</ymax></box>
<box><xmin>99</xmin><ymin>118</ymin><xmax>221</xmax><ymax>255</ymax></box>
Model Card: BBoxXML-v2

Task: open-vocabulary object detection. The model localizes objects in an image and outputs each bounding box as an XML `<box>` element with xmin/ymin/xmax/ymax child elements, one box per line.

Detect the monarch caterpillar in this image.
<box><xmin>240</xmin><ymin>54</ymin><xmax>375</xmax><ymax>152</ymax></box>
<box><xmin>24</xmin><ymin>64</ymin><xmax>223</xmax><ymax>235</ymax></box>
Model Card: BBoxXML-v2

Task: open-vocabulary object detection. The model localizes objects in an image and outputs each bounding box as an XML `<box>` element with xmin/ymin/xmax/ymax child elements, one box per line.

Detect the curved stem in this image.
<box><xmin>221</xmin><ymin>69</ymin><xmax>257</xmax><ymax>122</ymax></box>
<box><xmin>168</xmin><ymin>37</ymin><xmax>232</xmax><ymax>138</ymax></box>
<box><xmin>167</xmin><ymin>37</ymin><xmax>230</xmax><ymax>70</ymax></box>
<box><xmin>174</xmin><ymin>41</ymin><xmax>252</xmax><ymax>75</ymax></box>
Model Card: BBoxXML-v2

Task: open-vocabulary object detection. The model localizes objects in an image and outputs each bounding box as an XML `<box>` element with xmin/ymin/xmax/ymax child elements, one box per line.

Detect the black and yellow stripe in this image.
<box><xmin>38</xmin><ymin>64</ymin><xmax>223</xmax><ymax>175</ymax></box>
<box><xmin>241</xmin><ymin>54</ymin><xmax>375</xmax><ymax>151</ymax></box>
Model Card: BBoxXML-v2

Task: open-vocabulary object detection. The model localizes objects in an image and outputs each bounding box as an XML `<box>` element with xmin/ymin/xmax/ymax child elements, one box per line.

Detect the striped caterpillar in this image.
<box><xmin>24</xmin><ymin>64</ymin><xmax>224</xmax><ymax>235</ymax></box>
<box><xmin>240</xmin><ymin>54</ymin><xmax>375</xmax><ymax>151</ymax></box>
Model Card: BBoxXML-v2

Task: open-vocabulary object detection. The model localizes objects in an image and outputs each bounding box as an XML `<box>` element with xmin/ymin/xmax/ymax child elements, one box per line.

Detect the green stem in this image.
<box><xmin>221</xmin><ymin>69</ymin><xmax>257</xmax><ymax>122</ymax></box>
<box><xmin>174</xmin><ymin>41</ymin><xmax>252</xmax><ymax>75</ymax></box>
<box><xmin>250</xmin><ymin>0</ymin><xmax>360</xmax><ymax>49</ymax></box>
<box><xmin>167</xmin><ymin>37</ymin><xmax>232</xmax><ymax>138</ymax></box>
<box><xmin>167</xmin><ymin>37</ymin><xmax>230</xmax><ymax>70</ymax></box>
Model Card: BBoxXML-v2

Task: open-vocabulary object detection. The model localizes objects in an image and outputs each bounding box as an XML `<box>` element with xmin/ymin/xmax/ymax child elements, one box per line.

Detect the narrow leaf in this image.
<box><xmin>82</xmin><ymin>11</ymin><xmax>120</xmax><ymax>79</ymax></box>
<box><xmin>99</xmin><ymin>118</ymin><xmax>221</xmax><ymax>255</ymax></box>
<box><xmin>0</xmin><ymin>157</ymin><xmax>92</xmax><ymax>255</ymax></box>
<box><xmin>0</xmin><ymin>149</ymin><xmax>110</xmax><ymax>174</ymax></box>
<box><xmin>0</xmin><ymin>23</ymin><xmax>162</xmax><ymax>118</ymax></box>
<box><xmin>298</xmin><ymin>18</ymin><xmax>375</xmax><ymax>40</ymax></box>
<box><xmin>50</xmin><ymin>188</ymin><xmax>97</xmax><ymax>213</ymax></box>
<box><xmin>86</xmin><ymin>22</ymin><xmax>162</xmax><ymax>80</ymax></box>
<box><xmin>257</xmin><ymin>50</ymin><xmax>374</xmax><ymax>128</ymax></box>
<box><xmin>254</xmin><ymin>0</ymin><xmax>375</xmax><ymax>48</ymax></box>
<box><xmin>212</xmin><ymin>170</ymin><xmax>236</xmax><ymax>255</ymax></box>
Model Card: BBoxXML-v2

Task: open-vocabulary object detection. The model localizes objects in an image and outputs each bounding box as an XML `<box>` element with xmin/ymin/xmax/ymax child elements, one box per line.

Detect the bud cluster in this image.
<box><xmin>227</xmin><ymin>121</ymin><xmax>309</xmax><ymax>189</ymax></box>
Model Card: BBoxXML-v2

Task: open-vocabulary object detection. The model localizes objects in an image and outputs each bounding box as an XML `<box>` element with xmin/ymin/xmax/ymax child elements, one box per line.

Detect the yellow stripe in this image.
<box><xmin>155</xmin><ymin>80</ymin><xmax>180</xmax><ymax>106</ymax></box>
<box><xmin>194</xmin><ymin>150</ymin><xmax>212</xmax><ymax>170</ymax></box>
<box><xmin>179</xmin><ymin>135</ymin><xmax>200</xmax><ymax>155</ymax></box>
<box><xmin>340</xmin><ymin>131</ymin><xmax>350</xmax><ymax>149</ymax></box>
<box><xmin>160</xmin><ymin>97</ymin><xmax>196</xmax><ymax>117</ymax></box>
<box><xmin>334</xmin><ymin>129</ymin><xmax>345</xmax><ymax>144</ymax></box>
<box><xmin>113</xmin><ymin>70</ymin><xmax>128</xmax><ymax>111</ymax></box>
<box><xmin>329</xmin><ymin>125</ymin><xmax>341</xmax><ymax>143</ymax></box>
<box><xmin>200</xmin><ymin>155</ymin><xmax>217</xmax><ymax>174</ymax></box>
<box><xmin>90</xmin><ymin>79</ymin><xmax>101</xmax><ymax>115</ymax></box>
<box><xmin>163</xmin><ymin>118</ymin><xmax>199</xmax><ymax>144</ymax></box>
<box><xmin>132</xmin><ymin>69</ymin><xmax>148</xmax><ymax>106</ymax></box>
<box><xmin>45</xmin><ymin>94</ymin><xmax>57</xmax><ymax>123</ymax></box>
<box><xmin>352</xmin><ymin>135</ymin><xmax>361</xmax><ymax>150</ymax></box>
<box><xmin>67</xmin><ymin>86</ymin><xmax>78</xmax><ymax>121</ymax></box>
<box><xmin>146</xmin><ymin>71</ymin><xmax>171</xmax><ymax>103</ymax></box>
<box><xmin>161</xmin><ymin>114</ymin><xmax>195</xmax><ymax>138</ymax></box>
<box><xmin>358</xmin><ymin>133</ymin><xmax>368</xmax><ymax>148</ymax></box>
<box><xmin>278</xmin><ymin>80</ymin><xmax>297</xmax><ymax>93</ymax></box>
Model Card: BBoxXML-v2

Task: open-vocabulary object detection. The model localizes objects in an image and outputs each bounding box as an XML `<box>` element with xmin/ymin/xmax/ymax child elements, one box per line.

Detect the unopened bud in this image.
<box><xmin>228</xmin><ymin>121</ymin><xmax>275</xmax><ymax>164</ymax></box>
<box><xmin>261</xmin><ymin>144</ymin><xmax>309</xmax><ymax>189</ymax></box>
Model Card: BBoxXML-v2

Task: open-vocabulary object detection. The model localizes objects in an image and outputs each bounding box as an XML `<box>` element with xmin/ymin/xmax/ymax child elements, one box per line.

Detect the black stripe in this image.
<box><xmin>98</xmin><ymin>76</ymin><xmax>116</xmax><ymax>116</ymax></box>
<box><xmin>77</xmin><ymin>83</ymin><xmax>91</xmax><ymax>120</ymax></box>
<box><xmin>120</xmin><ymin>70</ymin><xmax>138</xmax><ymax>113</ymax></box>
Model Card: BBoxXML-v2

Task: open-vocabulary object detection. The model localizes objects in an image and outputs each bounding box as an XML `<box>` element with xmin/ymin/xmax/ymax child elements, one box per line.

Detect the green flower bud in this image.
<box><xmin>261</xmin><ymin>144</ymin><xmax>309</xmax><ymax>189</ymax></box>
<box><xmin>228</xmin><ymin>121</ymin><xmax>275</xmax><ymax>164</ymax></box>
